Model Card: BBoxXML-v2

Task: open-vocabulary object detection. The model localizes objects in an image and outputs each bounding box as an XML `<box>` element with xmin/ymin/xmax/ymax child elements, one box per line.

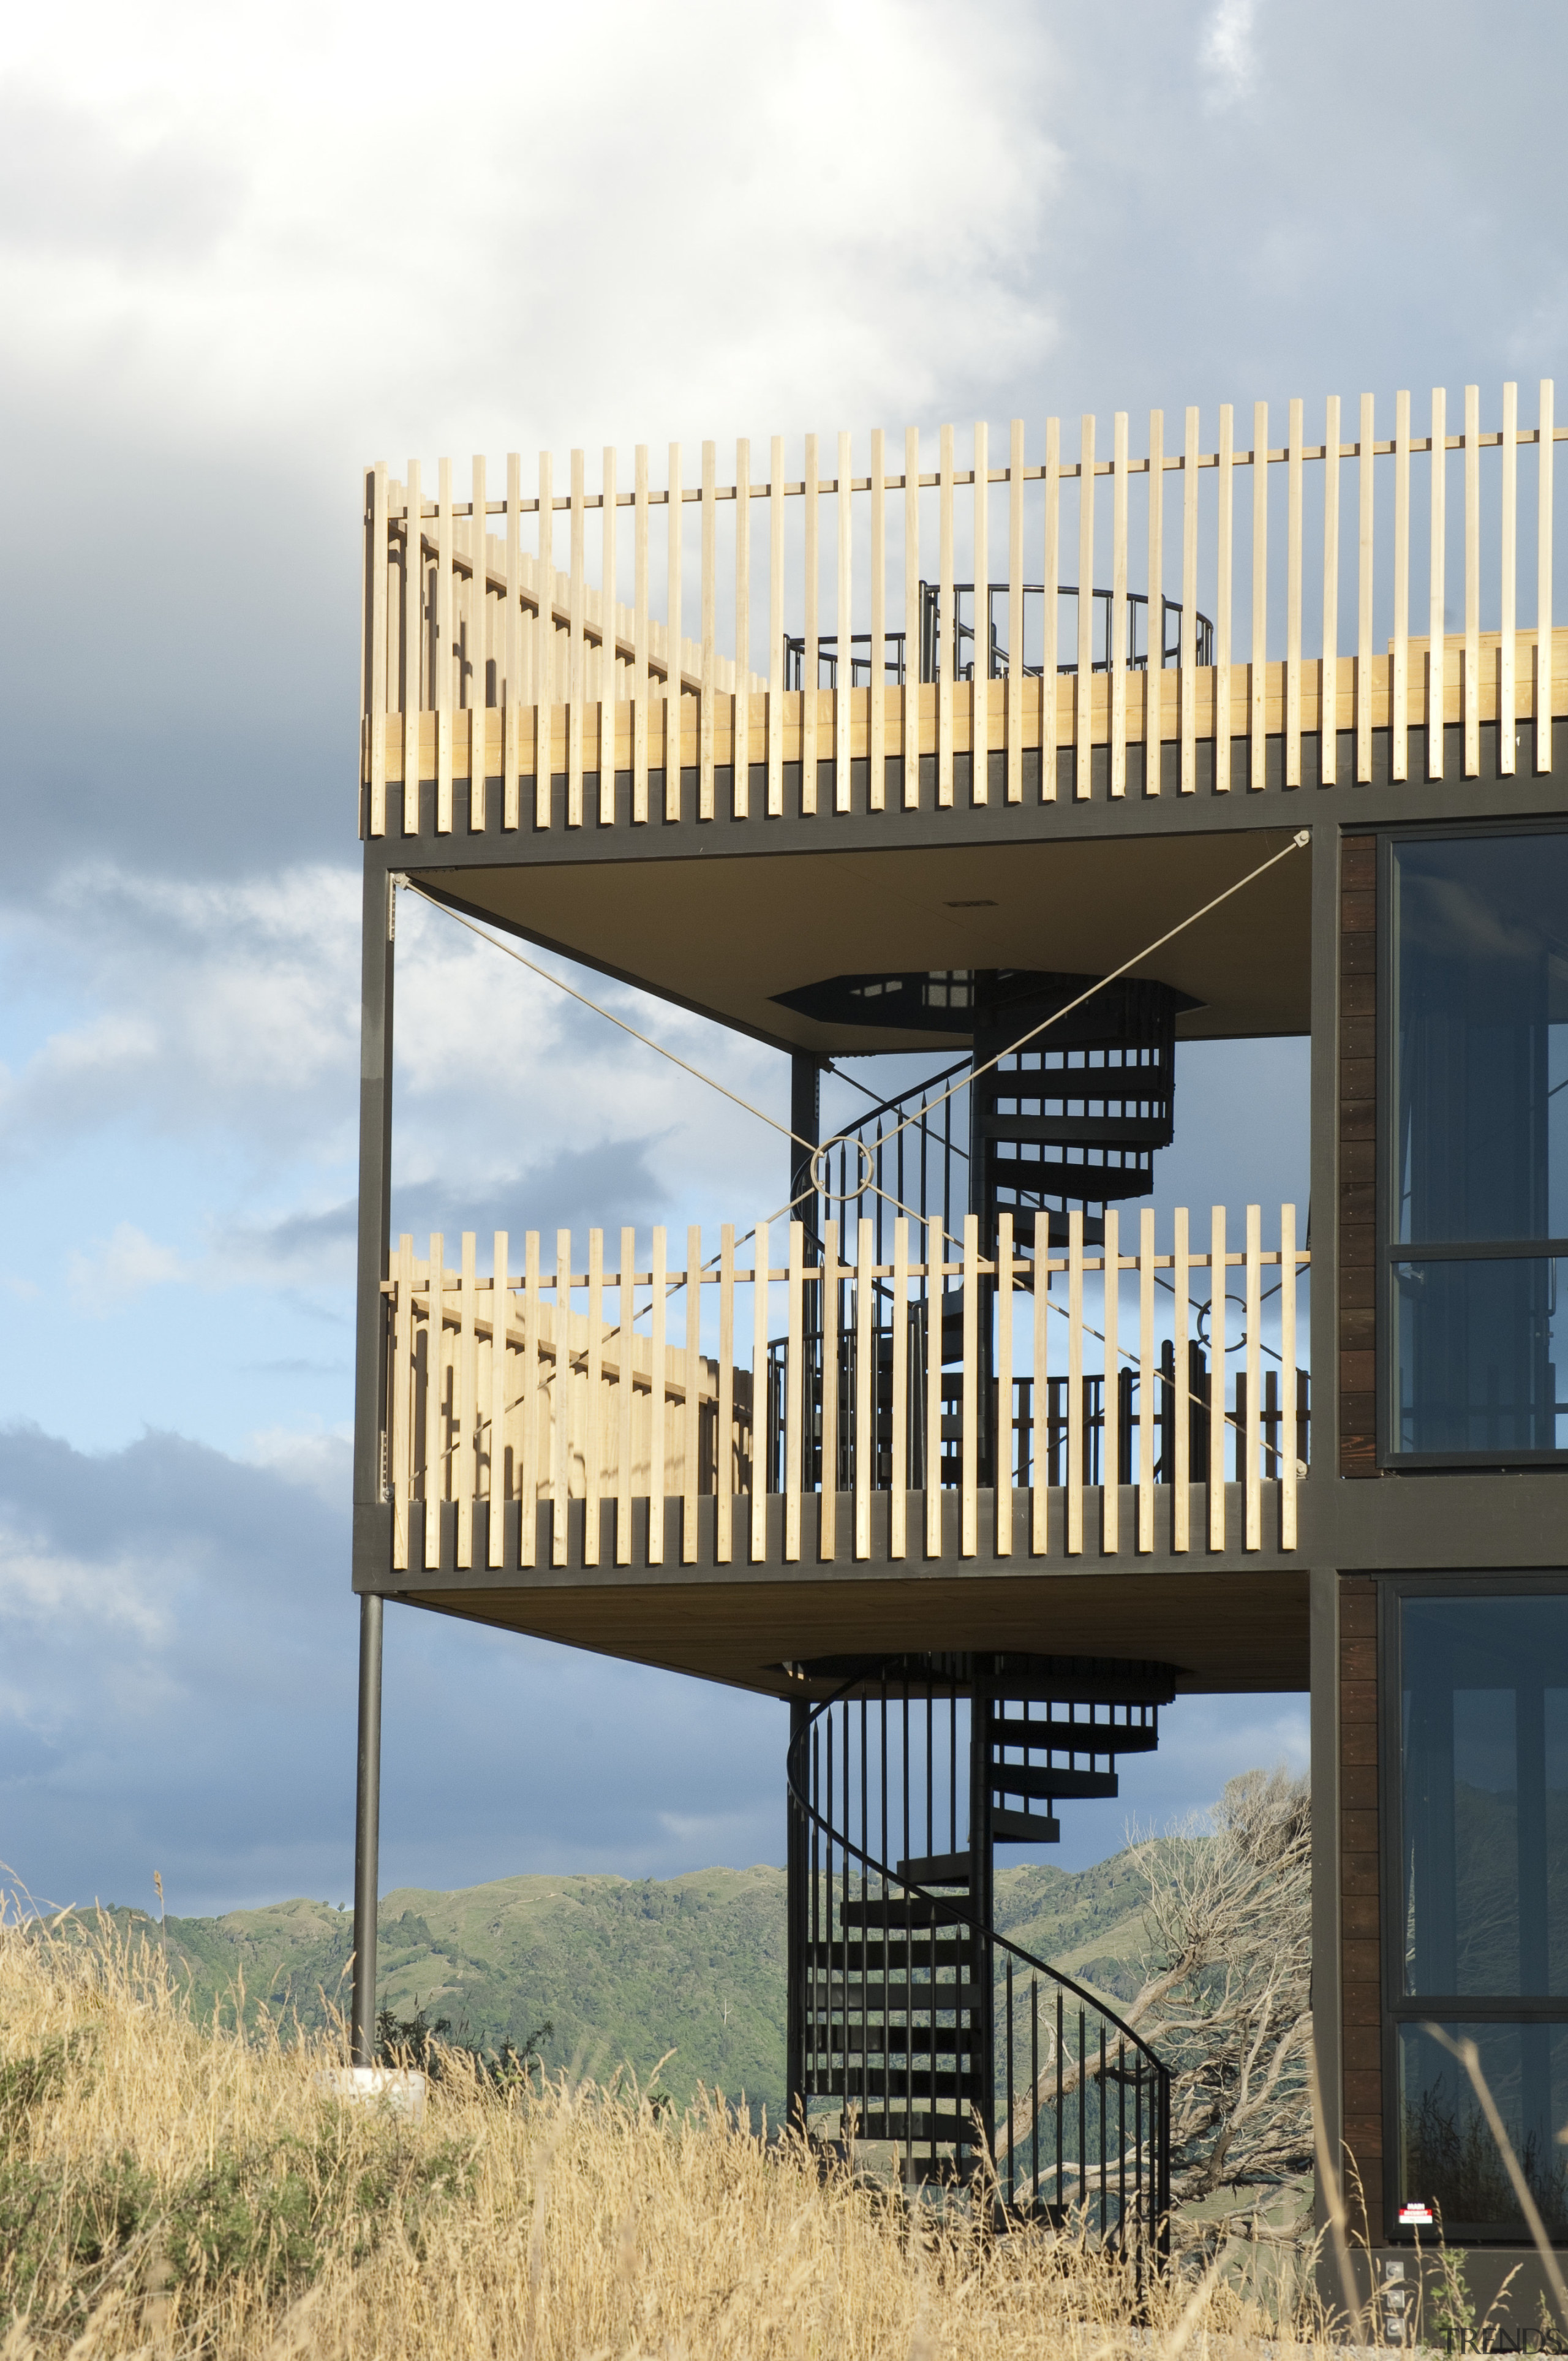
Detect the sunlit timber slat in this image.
<box><xmin>971</xmin><ymin>420</ymin><xmax>989</xmax><ymax>806</ymax></box>
<box><xmin>835</xmin><ymin>428</ymin><xmax>853</xmax><ymax>814</ymax></box>
<box><xmin>1108</xmin><ymin>411</ymin><xmax>1128</xmax><ymax>797</ymax></box>
<box><xmin>1539</xmin><ymin>379</ymin><xmax>1555</xmax><ymax>772</ymax></box>
<box><xmin>1321</xmin><ymin>394</ymin><xmax>1340</xmax><ymax>787</ymax></box>
<box><xmin>1215</xmin><ymin>406</ymin><xmax>1232</xmax><ymax>795</ymax></box>
<box><xmin>1428</xmin><ymin>388</ymin><xmax>1446</xmax><ymax>780</ymax></box>
<box><xmin>1076</xmin><ymin>412</ymin><xmax>1095</xmax><ymax>802</ymax></box>
<box><xmin>1181</xmin><ymin>404</ymin><xmax>1199</xmax><ymax>795</ymax></box>
<box><xmin>466</xmin><ymin>456</ymin><xmax>487</xmax><ymax>831</ymax></box>
<box><xmin>1249</xmin><ymin>400</ymin><xmax>1267</xmax><ymax>793</ymax></box>
<box><xmin>383</xmin><ymin>1209</ymin><xmax>1310</xmax><ymax>1574</ymax></box>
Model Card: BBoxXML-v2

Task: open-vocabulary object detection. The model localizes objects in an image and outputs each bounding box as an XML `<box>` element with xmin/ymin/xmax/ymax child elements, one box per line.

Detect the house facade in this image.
<box><xmin>347</xmin><ymin>392</ymin><xmax>1568</xmax><ymax>2292</ymax></box>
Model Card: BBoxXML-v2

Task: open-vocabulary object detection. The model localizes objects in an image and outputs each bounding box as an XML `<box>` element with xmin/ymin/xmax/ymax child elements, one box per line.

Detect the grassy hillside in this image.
<box><xmin>112</xmin><ymin>1870</ymin><xmax>788</xmax><ymax>2119</ymax></box>
<box><xmin>0</xmin><ymin>1919</ymin><xmax>1315</xmax><ymax>2355</ymax></box>
<box><xmin>110</xmin><ymin>1846</ymin><xmax>1163</xmax><ymax>2125</ymax></box>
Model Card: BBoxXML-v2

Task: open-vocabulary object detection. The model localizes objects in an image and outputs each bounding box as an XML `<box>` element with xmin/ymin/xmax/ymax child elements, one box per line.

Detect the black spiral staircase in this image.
<box><xmin>970</xmin><ymin>970</ymin><xmax>1183</xmax><ymax>1253</ymax></box>
<box><xmin>785</xmin><ymin>1653</ymin><xmax>1174</xmax><ymax>2256</ymax></box>
<box><xmin>775</xmin><ymin>965</ymin><xmax>1187</xmax><ymax>1255</ymax></box>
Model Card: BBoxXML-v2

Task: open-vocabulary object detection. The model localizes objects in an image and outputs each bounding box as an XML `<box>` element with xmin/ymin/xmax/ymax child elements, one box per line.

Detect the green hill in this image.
<box><xmin>108</xmin><ymin>1848</ymin><xmax>1164</xmax><ymax>2127</ymax></box>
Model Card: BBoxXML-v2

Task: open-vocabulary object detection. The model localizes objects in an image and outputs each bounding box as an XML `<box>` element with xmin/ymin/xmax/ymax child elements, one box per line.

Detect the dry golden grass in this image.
<box><xmin>0</xmin><ymin>1911</ymin><xmax>1334</xmax><ymax>2359</ymax></box>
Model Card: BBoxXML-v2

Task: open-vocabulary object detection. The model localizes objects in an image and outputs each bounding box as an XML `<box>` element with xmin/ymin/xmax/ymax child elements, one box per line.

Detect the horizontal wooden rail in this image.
<box><xmin>383</xmin><ymin>1207</ymin><xmax>1309</xmax><ymax>1576</ymax></box>
<box><xmin>390</xmin><ymin>423</ymin><xmax>1568</xmax><ymax>510</ymax></box>
<box><xmin>362</xmin><ymin>385</ymin><xmax>1559</xmax><ymax>835</ymax></box>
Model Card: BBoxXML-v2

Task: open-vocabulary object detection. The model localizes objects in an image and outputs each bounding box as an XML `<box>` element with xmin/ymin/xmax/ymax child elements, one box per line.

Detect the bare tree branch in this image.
<box><xmin>1120</xmin><ymin>1767</ymin><xmax>1313</xmax><ymax>2248</ymax></box>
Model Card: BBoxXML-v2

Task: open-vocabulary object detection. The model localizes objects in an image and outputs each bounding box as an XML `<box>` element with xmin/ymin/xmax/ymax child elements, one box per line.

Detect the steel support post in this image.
<box><xmin>350</xmin><ymin>861</ymin><xmax>396</xmax><ymax>2064</ymax></box>
<box><xmin>351</xmin><ymin>1593</ymin><xmax>383</xmax><ymax>2063</ymax></box>
<box><xmin>785</xmin><ymin>1698</ymin><xmax>810</xmax><ymax>2132</ymax></box>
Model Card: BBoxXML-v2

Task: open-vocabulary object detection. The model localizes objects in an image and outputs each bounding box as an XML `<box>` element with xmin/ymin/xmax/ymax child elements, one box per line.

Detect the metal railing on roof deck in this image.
<box><xmin>784</xmin><ymin>582</ymin><xmax>1213</xmax><ymax>690</ymax></box>
<box><xmin>361</xmin><ymin>385</ymin><xmax>1565</xmax><ymax>835</ymax></box>
<box><xmin>379</xmin><ymin>1204</ymin><xmax>1310</xmax><ymax>1577</ymax></box>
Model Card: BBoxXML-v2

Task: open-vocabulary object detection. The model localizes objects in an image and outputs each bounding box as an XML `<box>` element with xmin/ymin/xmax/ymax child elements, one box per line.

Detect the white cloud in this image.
<box><xmin>0</xmin><ymin>81</ymin><xmax>241</xmax><ymax>266</ymax></box>
<box><xmin>1201</xmin><ymin>0</ymin><xmax>1259</xmax><ymax>104</ymax></box>
<box><xmin>0</xmin><ymin>863</ymin><xmax>359</xmax><ymax>1166</ymax></box>
<box><xmin>388</xmin><ymin>890</ymin><xmax>784</xmax><ymax>1217</ymax></box>
<box><xmin>66</xmin><ymin>1222</ymin><xmax>193</xmax><ymax>1314</ymax></box>
<box><xmin>1</xmin><ymin>860</ymin><xmax>780</xmax><ymax>1219</ymax></box>
<box><xmin>244</xmin><ymin>1422</ymin><xmax>352</xmax><ymax>1508</ymax></box>
<box><xmin>0</xmin><ymin>1523</ymin><xmax>167</xmax><ymax>1649</ymax></box>
<box><xmin>0</xmin><ymin>0</ymin><xmax>1060</xmax><ymax>454</ymax></box>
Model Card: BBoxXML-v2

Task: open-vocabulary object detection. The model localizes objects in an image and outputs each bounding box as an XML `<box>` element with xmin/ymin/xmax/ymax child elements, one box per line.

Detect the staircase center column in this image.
<box><xmin>967</xmin><ymin>1035</ymin><xmax>995</xmax><ymax>1491</ymax></box>
<box><xmin>790</xmin><ymin>1051</ymin><xmax>822</xmax><ymax>1261</ymax></box>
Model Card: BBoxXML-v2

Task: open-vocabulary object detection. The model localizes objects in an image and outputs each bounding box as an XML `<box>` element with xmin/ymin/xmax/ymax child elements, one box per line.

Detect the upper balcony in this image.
<box><xmin>355</xmin><ymin>390</ymin><xmax>1567</xmax><ymax>1058</ymax></box>
<box><xmin>360</xmin><ymin>386</ymin><xmax>1567</xmax><ymax>856</ymax></box>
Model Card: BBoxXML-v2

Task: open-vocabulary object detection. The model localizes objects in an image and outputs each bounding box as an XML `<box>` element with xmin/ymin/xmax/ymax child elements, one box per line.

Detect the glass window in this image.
<box><xmin>1390</xmin><ymin>833</ymin><xmax>1568</xmax><ymax>1458</ymax></box>
<box><xmin>1398</xmin><ymin>2022</ymin><xmax>1568</xmax><ymax>2241</ymax></box>
<box><xmin>1401</xmin><ymin>1597</ymin><xmax>1568</xmax><ymax>1997</ymax></box>
<box><xmin>1396</xmin><ymin>1593</ymin><xmax>1568</xmax><ymax>2238</ymax></box>
<box><xmin>1394</xmin><ymin>1258</ymin><xmax>1568</xmax><ymax>1455</ymax></box>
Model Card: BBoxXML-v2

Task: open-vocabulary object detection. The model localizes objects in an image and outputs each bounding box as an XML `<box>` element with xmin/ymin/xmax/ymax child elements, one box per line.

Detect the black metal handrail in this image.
<box><xmin>784</xmin><ymin>580</ymin><xmax>1215</xmax><ymax>690</ymax></box>
<box><xmin>786</xmin><ymin>1679</ymin><xmax>1172</xmax><ymax>2263</ymax></box>
<box><xmin>765</xmin><ymin>1323</ymin><xmax>1310</xmax><ymax>1498</ymax></box>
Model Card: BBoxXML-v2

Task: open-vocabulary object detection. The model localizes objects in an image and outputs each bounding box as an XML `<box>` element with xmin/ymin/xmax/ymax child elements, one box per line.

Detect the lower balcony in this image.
<box><xmin>377</xmin><ymin>1205</ymin><xmax>1309</xmax><ymax>1577</ymax></box>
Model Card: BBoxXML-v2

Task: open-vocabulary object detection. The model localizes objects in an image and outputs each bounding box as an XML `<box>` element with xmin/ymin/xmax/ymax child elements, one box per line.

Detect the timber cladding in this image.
<box><xmin>1339</xmin><ymin>834</ymin><xmax>1378</xmax><ymax>1475</ymax></box>
<box><xmin>1339</xmin><ymin>1573</ymin><xmax>1383</xmax><ymax>2231</ymax></box>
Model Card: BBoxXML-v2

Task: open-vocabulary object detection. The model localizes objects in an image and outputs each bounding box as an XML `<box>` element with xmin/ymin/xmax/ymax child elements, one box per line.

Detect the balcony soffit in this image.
<box><xmin>411</xmin><ymin>828</ymin><xmax>1310</xmax><ymax>1056</ymax></box>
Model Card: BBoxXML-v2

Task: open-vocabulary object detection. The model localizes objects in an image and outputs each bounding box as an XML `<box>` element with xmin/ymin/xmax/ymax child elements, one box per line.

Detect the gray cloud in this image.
<box><xmin>222</xmin><ymin>1198</ymin><xmax>358</xmax><ymax>1281</ymax></box>
<box><xmin>214</xmin><ymin>1141</ymin><xmax>676</xmax><ymax>1289</ymax></box>
<box><xmin>0</xmin><ymin>413</ymin><xmax>350</xmax><ymax>894</ymax></box>
<box><xmin>388</xmin><ymin>1143</ymin><xmax>673</xmax><ymax>1267</ymax></box>
<box><xmin>0</xmin><ymin>85</ymin><xmax>242</xmax><ymax>266</ymax></box>
<box><xmin>0</xmin><ymin>1419</ymin><xmax>783</xmax><ymax>1915</ymax></box>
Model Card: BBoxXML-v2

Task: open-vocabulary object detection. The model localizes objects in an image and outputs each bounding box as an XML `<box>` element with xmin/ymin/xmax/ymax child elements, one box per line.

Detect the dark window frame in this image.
<box><xmin>1379</xmin><ymin>1572</ymin><xmax>1568</xmax><ymax>2245</ymax></box>
<box><xmin>1378</xmin><ymin>820</ymin><xmax>1568</xmax><ymax>1469</ymax></box>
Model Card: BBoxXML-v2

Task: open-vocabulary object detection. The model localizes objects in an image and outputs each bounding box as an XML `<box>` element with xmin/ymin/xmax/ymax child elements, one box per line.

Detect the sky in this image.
<box><xmin>1</xmin><ymin>0</ymin><xmax>1562</xmax><ymax>1919</ymax></box>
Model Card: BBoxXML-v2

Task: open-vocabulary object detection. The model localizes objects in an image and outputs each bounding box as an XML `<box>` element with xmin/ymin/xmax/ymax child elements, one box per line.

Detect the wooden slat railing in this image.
<box><xmin>383</xmin><ymin>1207</ymin><xmax>1310</xmax><ymax>1573</ymax></box>
<box><xmin>362</xmin><ymin>387</ymin><xmax>1563</xmax><ymax>836</ymax></box>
